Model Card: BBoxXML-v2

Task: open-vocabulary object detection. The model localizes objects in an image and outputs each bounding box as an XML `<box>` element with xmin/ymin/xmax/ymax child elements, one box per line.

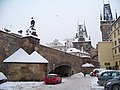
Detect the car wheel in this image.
<box><xmin>112</xmin><ymin>85</ymin><xmax>120</xmax><ymax>90</ymax></box>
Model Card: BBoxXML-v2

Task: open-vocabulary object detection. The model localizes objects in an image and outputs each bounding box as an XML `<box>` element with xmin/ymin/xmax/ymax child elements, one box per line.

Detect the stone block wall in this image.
<box><xmin>0</xmin><ymin>31</ymin><xmax>21</xmax><ymax>63</ymax></box>
<box><xmin>3</xmin><ymin>63</ymin><xmax>47</xmax><ymax>81</ymax></box>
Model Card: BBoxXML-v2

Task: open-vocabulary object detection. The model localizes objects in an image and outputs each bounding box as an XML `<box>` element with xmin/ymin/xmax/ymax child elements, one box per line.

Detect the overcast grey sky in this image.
<box><xmin>0</xmin><ymin>0</ymin><xmax>120</xmax><ymax>47</ymax></box>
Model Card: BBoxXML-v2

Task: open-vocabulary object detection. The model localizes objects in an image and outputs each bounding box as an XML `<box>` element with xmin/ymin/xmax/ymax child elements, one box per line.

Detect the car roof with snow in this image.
<box><xmin>99</xmin><ymin>70</ymin><xmax>120</xmax><ymax>75</ymax></box>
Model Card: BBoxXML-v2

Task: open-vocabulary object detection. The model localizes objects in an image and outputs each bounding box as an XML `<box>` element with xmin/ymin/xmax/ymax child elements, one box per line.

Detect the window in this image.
<box><xmin>118</xmin><ymin>47</ymin><xmax>120</xmax><ymax>53</ymax></box>
<box><xmin>105</xmin><ymin>63</ymin><xmax>110</xmax><ymax>66</ymax></box>
<box><xmin>115</xmin><ymin>48</ymin><xmax>117</xmax><ymax>54</ymax></box>
<box><xmin>118</xmin><ymin>38</ymin><xmax>120</xmax><ymax>44</ymax></box>
<box><xmin>111</xmin><ymin>73</ymin><xmax>117</xmax><ymax>77</ymax></box>
<box><xmin>102</xmin><ymin>72</ymin><xmax>111</xmax><ymax>77</ymax></box>
<box><xmin>102</xmin><ymin>73</ymin><xmax>108</xmax><ymax>77</ymax></box>
<box><xmin>118</xmin><ymin>29</ymin><xmax>120</xmax><ymax>35</ymax></box>
<box><xmin>114</xmin><ymin>24</ymin><xmax>116</xmax><ymax>29</ymax></box>
<box><xmin>115</xmin><ymin>41</ymin><xmax>117</xmax><ymax>46</ymax></box>
<box><xmin>118</xmin><ymin>20</ymin><xmax>120</xmax><ymax>27</ymax></box>
<box><xmin>114</xmin><ymin>32</ymin><xmax>116</xmax><ymax>38</ymax></box>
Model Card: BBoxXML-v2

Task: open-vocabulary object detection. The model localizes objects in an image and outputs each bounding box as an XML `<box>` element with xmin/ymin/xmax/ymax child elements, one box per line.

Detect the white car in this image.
<box><xmin>90</xmin><ymin>68</ymin><xmax>106</xmax><ymax>77</ymax></box>
<box><xmin>0</xmin><ymin>72</ymin><xmax>7</xmax><ymax>84</ymax></box>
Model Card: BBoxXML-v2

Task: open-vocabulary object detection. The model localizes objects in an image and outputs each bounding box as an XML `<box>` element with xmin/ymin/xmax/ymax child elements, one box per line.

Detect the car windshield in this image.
<box><xmin>47</xmin><ymin>75</ymin><xmax>57</xmax><ymax>78</ymax></box>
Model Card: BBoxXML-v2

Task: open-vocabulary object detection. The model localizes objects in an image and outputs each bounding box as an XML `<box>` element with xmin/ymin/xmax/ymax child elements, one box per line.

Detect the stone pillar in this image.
<box><xmin>21</xmin><ymin>36</ymin><xmax>40</xmax><ymax>54</ymax></box>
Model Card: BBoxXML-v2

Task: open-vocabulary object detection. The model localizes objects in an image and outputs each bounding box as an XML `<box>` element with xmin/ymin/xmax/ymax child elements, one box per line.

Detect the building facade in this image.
<box><xmin>110</xmin><ymin>16</ymin><xmax>120</xmax><ymax>70</ymax></box>
<box><xmin>98</xmin><ymin>2</ymin><xmax>120</xmax><ymax>69</ymax></box>
<box><xmin>97</xmin><ymin>42</ymin><xmax>114</xmax><ymax>69</ymax></box>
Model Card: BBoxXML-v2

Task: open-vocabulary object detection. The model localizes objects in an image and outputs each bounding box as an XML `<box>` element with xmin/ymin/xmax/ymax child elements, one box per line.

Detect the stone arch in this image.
<box><xmin>54</xmin><ymin>64</ymin><xmax>72</xmax><ymax>77</ymax></box>
<box><xmin>49</xmin><ymin>63</ymin><xmax>73</xmax><ymax>77</ymax></box>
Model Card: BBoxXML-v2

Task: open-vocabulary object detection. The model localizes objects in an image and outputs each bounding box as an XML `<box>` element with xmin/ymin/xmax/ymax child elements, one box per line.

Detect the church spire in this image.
<box><xmin>75</xmin><ymin>21</ymin><xmax>88</xmax><ymax>41</ymax></box>
<box><xmin>100</xmin><ymin>11</ymin><xmax>102</xmax><ymax>20</ymax></box>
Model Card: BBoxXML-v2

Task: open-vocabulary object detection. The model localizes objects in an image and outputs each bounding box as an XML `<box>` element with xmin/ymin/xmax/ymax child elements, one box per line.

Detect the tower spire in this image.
<box><xmin>115</xmin><ymin>9</ymin><xmax>118</xmax><ymax>19</ymax></box>
<box><xmin>84</xmin><ymin>21</ymin><xmax>88</xmax><ymax>37</ymax></box>
<box><xmin>100</xmin><ymin>11</ymin><xmax>102</xmax><ymax>20</ymax></box>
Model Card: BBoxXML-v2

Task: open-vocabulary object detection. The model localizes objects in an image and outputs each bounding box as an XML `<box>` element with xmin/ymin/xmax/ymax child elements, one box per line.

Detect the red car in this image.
<box><xmin>44</xmin><ymin>74</ymin><xmax>62</xmax><ymax>84</ymax></box>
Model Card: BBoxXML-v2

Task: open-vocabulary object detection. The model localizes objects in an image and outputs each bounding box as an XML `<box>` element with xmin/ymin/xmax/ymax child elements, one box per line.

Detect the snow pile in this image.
<box><xmin>71</xmin><ymin>72</ymin><xmax>84</xmax><ymax>77</ymax></box>
<box><xmin>66</xmin><ymin>48</ymin><xmax>80</xmax><ymax>53</ymax></box>
<box><xmin>0</xmin><ymin>82</ymin><xmax>44</xmax><ymax>90</ymax></box>
<box><xmin>82</xmin><ymin>63</ymin><xmax>95</xmax><ymax>67</ymax></box>
<box><xmin>90</xmin><ymin>77</ymin><xmax>104</xmax><ymax>90</ymax></box>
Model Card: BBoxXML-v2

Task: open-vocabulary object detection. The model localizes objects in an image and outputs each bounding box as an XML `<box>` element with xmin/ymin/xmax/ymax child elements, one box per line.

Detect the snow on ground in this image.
<box><xmin>90</xmin><ymin>77</ymin><xmax>104</xmax><ymax>90</ymax></box>
<box><xmin>0</xmin><ymin>73</ymin><xmax>104</xmax><ymax>90</ymax></box>
<box><xmin>0</xmin><ymin>78</ymin><xmax>67</xmax><ymax>90</ymax></box>
<box><xmin>0</xmin><ymin>81</ymin><xmax>43</xmax><ymax>90</ymax></box>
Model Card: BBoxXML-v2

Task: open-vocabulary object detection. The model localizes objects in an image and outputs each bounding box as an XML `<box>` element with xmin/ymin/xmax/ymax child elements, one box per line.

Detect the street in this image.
<box><xmin>37</xmin><ymin>75</ymin><xmax>104</xmax><ymax>90</ymax></box>
<box><xmin>0</xmin><ymin>73</ymin><xmax>104</xmax><ymax>90</ymax></box>
<box><xmin>39</xmin><ymin>76</ymin><xmax>91</xmax><ymax>90</ymax></box>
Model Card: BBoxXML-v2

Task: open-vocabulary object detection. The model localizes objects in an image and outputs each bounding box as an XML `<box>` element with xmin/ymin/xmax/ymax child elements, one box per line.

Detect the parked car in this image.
<box><xmin>104</xmin><ymin>76</ymin><xmax>120</xmax><ymax>90</ymax></box>
<box><xmin>90</xmin><ymin>68</ymin><xmax>105</xmax><ymax>77</ymax></box>
<box><xmin>0</xmin><ymin>72</ymin><xmax>7</xmax><ymax>84</ymax></box>
<box><xmin>44</xmin><ymin>74</ymin><xmax>62</xmax><ymax>84</ymax></box>
<box><xmin>97</xmin><ymin>70</ymin><xmax>120</xmax><ymax>86</ymax></box>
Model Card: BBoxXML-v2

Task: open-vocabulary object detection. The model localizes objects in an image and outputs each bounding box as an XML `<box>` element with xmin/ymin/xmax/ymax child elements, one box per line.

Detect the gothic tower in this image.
<box><xmin>73</xmin><ymin>22</ymin><xmax>92</xmax><ymax>54</ymax></box>
<box><xmin>100</xmin><ymin>3</ymin><xmax>114</xmax><ymax>41</ymax></box>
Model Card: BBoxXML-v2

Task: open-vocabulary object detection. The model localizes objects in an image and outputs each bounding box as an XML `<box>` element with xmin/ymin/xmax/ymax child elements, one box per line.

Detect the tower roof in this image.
<box><xmin>103</xmin><ymin>3</ymin><xmax>113</xmax><ymax>21</ymax></box>
<box><xmin>75</xmin><ymin>22</ymin><xmax>89</xmax><ymax>41</ymax></box>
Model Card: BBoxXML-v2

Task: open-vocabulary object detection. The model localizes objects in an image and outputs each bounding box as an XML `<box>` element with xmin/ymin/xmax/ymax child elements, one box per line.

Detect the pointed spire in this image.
<box><xmin>84</xmin><ymin>21</ymin><xmax>88</xmax><ymax>37</ymax></box>
<box><xmin>103</xmin><ymin>0</ymin><xmax>104</xmax><ymax>5</ymax></box>
<box><xmin>89</xmin><ymin>36</ymin><xmax>91</xmax><ymax>40</ymax></box>
<box><xmin>100</xmin><ymin>11</ymin><xmax>102</xmax><ymax>20</ymax></box>
<box><xmin>115</xmin><ymin>9</ymin><xmax>118</xmax><ymax>19</ymax></box>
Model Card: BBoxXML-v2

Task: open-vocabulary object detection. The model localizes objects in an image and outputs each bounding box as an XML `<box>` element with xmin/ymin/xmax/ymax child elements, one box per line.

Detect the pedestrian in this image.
<box><xmin>83</xmin><ymin>71</ymin><xmax>86</xmax><ymax>77</ymax></box>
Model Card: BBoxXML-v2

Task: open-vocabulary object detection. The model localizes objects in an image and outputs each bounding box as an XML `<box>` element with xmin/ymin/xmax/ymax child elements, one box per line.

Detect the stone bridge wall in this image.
<box><xmin>35</xmin><ymin>45</ymin><xmax>84</xmax><ymax>73</ymax></box>
<box><xmin>0</xmin><ymin>31</ymin><xmax>99</xmax><ymax>80</ymax></box>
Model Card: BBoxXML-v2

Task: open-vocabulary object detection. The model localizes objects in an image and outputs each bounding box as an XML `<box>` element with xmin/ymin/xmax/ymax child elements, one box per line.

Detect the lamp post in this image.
<box><xmin>53</xmin><ymin>64</ymin><xmax>55</xmax><ymax>74</ymax></box>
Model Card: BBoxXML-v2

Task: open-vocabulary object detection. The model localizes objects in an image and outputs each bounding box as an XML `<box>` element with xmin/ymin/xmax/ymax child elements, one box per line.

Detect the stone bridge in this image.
<box><xmin>35</xmin><ymin>44</ymin><xmax>99</xmax><ymax>76</ymax></box>
<box><xmin>0</xmin><ymin>30</ymin><xmax>99</xmax><ymax>77</ymax></box>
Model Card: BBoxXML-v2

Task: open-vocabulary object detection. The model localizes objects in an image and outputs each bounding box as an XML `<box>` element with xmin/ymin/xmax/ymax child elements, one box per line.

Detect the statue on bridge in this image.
<box><xmin>26</xmin><ymin>17</ymin><xmax>38</xmax><ymax>36</ymax></box>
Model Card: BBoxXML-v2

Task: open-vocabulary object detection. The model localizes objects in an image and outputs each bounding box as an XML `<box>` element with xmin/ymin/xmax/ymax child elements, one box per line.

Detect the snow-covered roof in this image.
<box><xmin>3</xmin><ymin>48</ymin><xmax>48</xmax><ymax>63</ymax></box>
<box><xmin>29</xmin><ymin>51</ymin><xmax>48</xmax><ymax>63</ymax></box>
<box><xmin>47</xmin><ymin>39</ymin><xmax>64</xmax><ymax>47</ymax></box>
<box><xmin>81</xmin><ymin>55</ymin><xmax>91</xmax><ymax>58</ymax></box>
<box><xmin>23</xmin><ymin>34</ymin><xmax>39</xmax><ymax>39</ymax></box>
<box><xmin>72</xmin><ymin>37</ymin><xmax>91</xmax><ymax>42</ymax></box>
<box><xmin>0</xmin><ymin>72</ymin><xmax>7</xmax><ymax>80</ymax></box>
<box><xmin>73</xmin><ymin>38</ymin><xmax>79</xmax><ymax>42</ymax></box>
<box><xmin>66</xmin><ymin>48</ymin><xmax>80</xmax><ymax>53</ymax></box>
<box><xmin>82</xmin><ymin>63</ymin><xmax>95</xmax><ymax>67</ymax></box>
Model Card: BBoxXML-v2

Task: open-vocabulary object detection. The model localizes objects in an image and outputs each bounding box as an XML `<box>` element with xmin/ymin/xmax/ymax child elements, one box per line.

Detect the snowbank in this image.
<box><xmin>71</xmin><ymin>72</ymin><xmax>84</xmax><ymax>77</ymax></box>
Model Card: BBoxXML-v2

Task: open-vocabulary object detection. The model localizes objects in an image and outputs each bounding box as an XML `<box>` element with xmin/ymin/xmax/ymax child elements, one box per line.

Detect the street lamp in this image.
<box><xmin>53</xmin><ymin>64</ymin><xmax>55</xmax><ymax>74</ymax></box>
